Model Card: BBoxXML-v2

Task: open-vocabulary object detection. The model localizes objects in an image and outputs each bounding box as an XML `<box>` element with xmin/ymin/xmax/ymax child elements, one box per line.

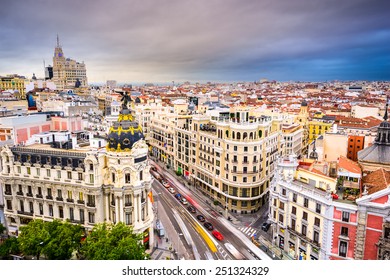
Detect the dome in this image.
<box><xmin>106</xmin><ymin>110</ymin><xmax>144</xmax><ymax>152</ymax></box>
<box><xmin>135</xmin><ymin>97</ymin><xmax>141</xmax><ymax>104</ymax></box>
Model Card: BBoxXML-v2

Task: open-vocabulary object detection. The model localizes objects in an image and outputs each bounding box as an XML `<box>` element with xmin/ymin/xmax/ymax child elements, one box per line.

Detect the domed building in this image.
<box><xmin>103</xmin><ymin>102</ymin><xmax>154</xmax><ymax>249</ymax></box>
<box><xmin>0</xmin><ymin>98</ymin><xmax>155</xmax><ymax>251</ymax></box>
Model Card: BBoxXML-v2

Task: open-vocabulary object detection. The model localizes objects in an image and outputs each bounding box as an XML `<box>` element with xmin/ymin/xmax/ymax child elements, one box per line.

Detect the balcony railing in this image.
<box><xmin>87</xmin><ymin>202</ymin><xmax>95</xmax><ymax>207</ymax></box>
<box><xmin>66</xmin><ymin>198</ymin><xmax>74</xmax><ymax>203</ymax></box>
<box><xmin>5</xmin><ymin>190</ymin><xmax>12</xmax><ymax>195</ymax></box>
<box><xmin>17</xmin><ymin>210</ymin><xmax>33</xmax><ymax>216</ymax></box>
<box><xmin>56</xmin><ymin>197</ymin><xmax>64</xmax><ymax>201</ymax></box>
<box><xmin>287</xmin><ymin>226</ymin><xmax>321</xmax><ymax>248</ymax></box>
<box><xmin>26</xmin><ymin>193</ymin><xmax>33</xmax><ymax>197</ymax></box>
<box><xmin>36</xmin><ymin>194</ymin><xmax>43</xmax><ymax>199</ymax></box>
<box><xmin>77</xmin><ymin>200</ymin><xmax>85</xmax><ymax>205</ymax></box>
<box><xmin>16</xmin><ymin>191</ymin><xmax>24</xmax><ymax>196</ymax></box>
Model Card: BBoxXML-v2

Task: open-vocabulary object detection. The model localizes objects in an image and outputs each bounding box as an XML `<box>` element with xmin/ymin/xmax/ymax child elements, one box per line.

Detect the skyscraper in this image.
<box><xmin>52</xmin><ymin>35</ymin><xmax>88</xmax><ymax>90</ymax></box>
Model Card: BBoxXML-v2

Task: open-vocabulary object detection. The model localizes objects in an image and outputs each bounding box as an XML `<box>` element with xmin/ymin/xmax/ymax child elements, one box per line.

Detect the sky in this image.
<box><xmin>0</xmin><ymin>0</ymin><xmax>389</xmax><ymax>83</ymax></box>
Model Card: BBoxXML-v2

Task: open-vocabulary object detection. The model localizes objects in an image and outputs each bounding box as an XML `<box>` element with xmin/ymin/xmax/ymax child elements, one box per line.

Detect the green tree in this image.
<box><xmin>18</xmin><ymin>219</ymin><xmax>49</xmax><ymax>259</ymax></box>
<box><xmin>0</xmin><ymin>237</ymin><xmax>20</xmax><ymax>259</ymax></box>
<box><xmin>41</xmin><ymin>220</ymin><xmax>84</xmax><ymax>260</ymax></box>
<box><xmin>0</xmin><ymin>223</ymin><xmax>6</xmax><ymax>234</ymax></box>
<box><xmin>80</xmin><ymin>222</ymin><xmax>148</xmax><ymax>260</ymax></box>
<box><xmin>18</xmin><ymin>219</ymin><xmax>84</xmax><ymax>260</ymax></box>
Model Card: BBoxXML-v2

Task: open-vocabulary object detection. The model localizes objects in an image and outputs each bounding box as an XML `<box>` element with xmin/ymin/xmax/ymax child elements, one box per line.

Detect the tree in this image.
<box><xmin>0</xmin><ymin>223</ymin><xmax>6</xmax><ymax>234</ymax></box>
<box><xmin>80</xmin><ymin>222</ymin><xmax>148</xmax><ymax>260</ymax></box>
<box><xmin>18</xmin><ymin>219</ymin><xmax>49</xmax><ymax>259</ymax></box>
<box><xmin>0</xmin><ymin>237</ymin><xmax>20</xmax><ymax>259</ymax></box>
<box><xmin>41</xmin><ymin>220</ymin><xmax>84</xmax><ymax>260</ymax></box>
<box><xmin>18</xmin><ymin>219</ymin><xmax>84</xmax><ymax>260</ymax></box>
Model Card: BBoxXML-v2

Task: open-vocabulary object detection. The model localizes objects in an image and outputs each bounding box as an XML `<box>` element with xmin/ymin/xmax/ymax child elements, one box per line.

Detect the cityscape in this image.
<box><xmin>0</xmin><ymin>0</ymin><xmax>390</xmax><ymax>264</ymax></box>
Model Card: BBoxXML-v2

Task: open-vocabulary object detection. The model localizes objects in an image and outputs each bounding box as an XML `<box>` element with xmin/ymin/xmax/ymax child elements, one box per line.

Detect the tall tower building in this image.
<box><xmin>52</xmin><ymin>35</ymin><xmax>88</xmax><ymax>90</ymax></box>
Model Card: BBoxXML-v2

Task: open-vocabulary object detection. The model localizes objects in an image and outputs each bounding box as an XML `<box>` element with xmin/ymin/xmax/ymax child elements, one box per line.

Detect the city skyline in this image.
<box><xmin>0</xmin><ymin>0</ymin><xmax>389</xmax><ymax>83</ymax></box>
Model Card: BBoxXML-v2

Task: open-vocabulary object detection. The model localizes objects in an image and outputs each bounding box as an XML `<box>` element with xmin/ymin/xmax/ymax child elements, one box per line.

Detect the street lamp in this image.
<box><xmin>224</xmin><ymin>191</ymin><xmax>228</xmax><ymax>219</ymax></box>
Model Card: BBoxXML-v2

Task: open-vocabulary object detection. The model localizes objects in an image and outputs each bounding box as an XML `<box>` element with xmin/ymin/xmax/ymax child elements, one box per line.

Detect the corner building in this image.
<box><xmin>0</xmin><ymin>104</ymin><xmax>154</xmax><ymax>249</ymax></box>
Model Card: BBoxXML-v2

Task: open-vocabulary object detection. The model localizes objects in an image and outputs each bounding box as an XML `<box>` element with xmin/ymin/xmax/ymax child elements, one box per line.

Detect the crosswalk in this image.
<box><xmin>238</xmin><ymin>226</ymin><xmax>259</xmax><ymax>238</ymax></box>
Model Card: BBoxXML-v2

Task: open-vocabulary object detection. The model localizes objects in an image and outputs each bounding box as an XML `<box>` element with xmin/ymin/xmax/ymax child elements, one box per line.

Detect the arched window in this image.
<box><xmin>259</xmin><ymin>130</ymin><xmax>262</xmax><ymax>138</ymax></box>
<box><xmin>237</xmin><ymin>132</ymin><xmax>241</xmax><ymax>140</ymax></box>
<box><xmin>125</xmin><ymin>173</ymin><xmax>131</xmax><ymax>183</ymax></box>
<box><xmin>232</xmin><ymin>131</ymin><xmax>235</xmax><ymax>139</ymax></box>
<box><xmin>249</xmin><ymin>132</ymin><xmax>253</xmax><ymax>140</ymax></box>
<box><xmin>243</xmin><ymin>132</ymin><xmax>248</xmax><ymax>140</ymax></box>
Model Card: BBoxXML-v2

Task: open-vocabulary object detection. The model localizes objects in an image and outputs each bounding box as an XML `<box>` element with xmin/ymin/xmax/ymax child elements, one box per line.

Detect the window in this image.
<box><xmin>88</xmin><ymin>212</ymin><xmax>95</xmax><ymax>224</ymax></box>
<box><xmin>57</xmin><ymin>170</ymin><xmax>61</xmax><ymax>179</ymax></box>
<box><xmin>67</xmin><ymin>171</ymin><xmax>72</xmax><ymax>179</ymax></box>
<box><xmin>6</xmin><ymin>200</ymin><xmax>12</xmax><ymax>210</ymax></box>
<box><xmin>302</xmin><ymin>211</ymin><xmax>308</xmax><ymax>221</ymax></box>
<box><xmin>47</xmin><ymin>169</ymin><xmax>51</xmax><ymax>177</ymax></box>
<box><xmin>301</xmin><ymin>224</ymin><xmax>307</xmax><ymax>236</ymax></box>
<box><xmin>27</xmin><ymin>167</ymin><xmax>31</xmax><ymax>175</ymax></box>
<box><xmin>17</xmin><ymin>166</ymin><xmax>21</xmax><ymax>173</ymax></box>
<box><xmin>140</xmin><ymin>171</ymin><xmax>143</xmax><ymax>181</ymax></box>
<box><xmin>27</xmin><ymin>185</ymin><xmax>32</xmax><ymax>195</ymax></box>
<box><xmin>244</xmin><ymin>147</ymin><xmax>248</xmax><ymax>152</ymax></box>
<box><xmin>316</xmin><ymin>203</ymin><xmax>321</xmax><ymax>214</ymax></box>
<box><xmin>38</xmin><ymin>187</ymin><xmax>42</xmax><ymax>195</ymax></box>
<box><xmin>293</xmin><ymin>193</ymin><xmax>297</xmax><ymax>202</ymax></box>
<box><xmin>47</xmin><ymin>188</ymin><xmax>52</xmax><ymax>198</ymax></box>
<box><xmin>282</xmin><ymin>188</ymin><xmax>286</xmax><ymax>195</ymax></box>
<box><xmin>273</xmin><ymin>199</ymin><xmax>277</xmax><ymax>207</ymax></box>
<box><xmin>313</xmin><ymin>231</ymin><xmax>319</xmax><ymax>243</ymax></box>
<box><xmin>79</xmin><ymin>192</ymin><xmax>84</xmax><ymax>202</ymax></box>
<box><xmin>234</xmin><ymin>146</ymin><xmax>237</xmax><ymax>151</ymax></box>
<box><xmin>341</xmin><ymin>227</ymin><xmax>349</xmax><ymax>237</ymax></box>
<box><xmin>80</xmin><ymin>209</ymin><xmax>85</xmax><ymax>223</ymax></box>
<box><xmin>39</xmin><ymin>203</ymin><xmax>43</xmax><ymax>215</ymax></box>
<box><xmin>339</xmin><ymin>241</ymin><xmax>348</xmax><ymax>257</ymax></box>
<box><xmin>304</xmin><ymin>198</ymin><xmax>309</xmax><ymax>208</ymax></box>
<box><xmin>314</xmin><ymin>217</ymin><xmax>320</xmax><ymax>227</ymax></box>
<box><xmin>292</xmin><ymin>206</ymin><xmax>296</xmax><ymax>215</ymax></box>
<box><xmin>342</xmin><ymin>211</ymin><xmax>350</xmax><ymax>222</ymax></box>
<box><xmin>243</xmin><ymin>177</ymin><xmax>247</xmax><ymax>183</ymax></box>
<box><xmin>57</xmin><ymin>189</ymin><xmax>62</xmax><ymax>199</ymax></box>
<box><xmin>125</xmin><ymin>213</ymin><xmax>132</xmax><ymax>225</ymax></box>
<box><xmin>5</xmin><ymin>184</ymin><xmax>12</xmax><ymax>195</ymax></box>
<box><xmin>59</xmin><ymin>206</ymin><xmax>64</xmax><ymax>218</ymax></box>
<box><xmin>233</xmin><ymin>176</ymin><xmax>237</xmax><ymax>182</ymax></box>
<box><xmin>90</xmin><ymin>174</ymin><xmax>94</xmax><ymax>183</ymax></box>
<box><xmin>279</xmin><ymin>213</ymin><xmax>284</xmax><ymax>223</ymax></box>
<box><xmin>125</xmin><ymin>173</ymin><xmax>131</xmax><ymax>183</ymax></box>
<box><xmin>78</xmin><ymin>172</ymin><xmax>83</xmax><ymax>180</ymax></box>
<box><xmin>89</xmin><ymin>163</ymin><xmax>93</xmax><ymax>171</ymax></box>
<box><xmin>87</xmin><ymin>195</ymin><xmax>95</xmax><ymax>207</ymax></box>
<box><xmin>279</xmin><ymin>201</ymin><xmax>285</xmax><ymax>210</ymax></box>
<box><xmin>112</xmin><ymin>172</ymin><xmax>116</xmax><ymax>183</ymax></box>
<box><xmin>67</xmin><ymin>191</ymin><xmax>72</xmax><ymax>200</ymax></box>
<box><xmin>36</xmin><ymin>168</ymin><xmax>40</xmax><ymax>176</ymax></box>
<box><xmin>291</xmin><ymin>218</ymin><xmax>296</xmax><ymax>231</ymax></box>
<box><xmin>69</xmin><ymin>208</ymin><xmax>74</xmax><ymax>220</ymax></box>
<box><xmin>49</xmin><ymin>205</ymin><xmax>53</xmax><ymax>217</ymax></box>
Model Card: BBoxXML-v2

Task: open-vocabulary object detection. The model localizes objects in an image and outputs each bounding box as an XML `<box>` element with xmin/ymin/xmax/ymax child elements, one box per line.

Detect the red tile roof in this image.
<box><xmin>362</xmin><ymin>168</ymin><xmax>390</xmax><ymax>195</ymax></box>
<box><xmin>338</xmin><ymin>156</ymin><xmax>362</xmax><ymax>174</ymax></box>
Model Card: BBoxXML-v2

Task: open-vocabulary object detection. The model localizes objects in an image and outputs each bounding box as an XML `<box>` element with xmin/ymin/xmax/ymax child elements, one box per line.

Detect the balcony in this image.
<box><xmin>287</xmin><ymin>226</ymin><xmax>321</xmax><ymax>248</ymax></box>
<box><xmin>125</xmin><ymin>202</ymin><xmax>132</xmax><ymax>207</ymax></box>
<box><xmin>17</xmin><ymin>210</ymin><xmax>33</xmax><ymax>216</ymax></box>
<box><xmin>66</xmin><ymin>198</ymin><xmax>74</xmax><ymax>203</ymax></box>
<box><xmin>16</xmin><ymin>191</ymin><xmax>24</xmax><ymax>196</ymax></box>
<box><xmin>87</xmin><ymin>202</ymin><xmax>95</xmax><ymax>207</ymax></box>
<box><xmin>56</xmin><ymin>197</ymin><xmax>64</xmax><ymax>201</ymax></box>
<box><xmin>26</xmin><ymin>193</ymin><xmax>33</xmax><ymax>197</ymax></box>
<box><xmin>36</xmin><ymin>194</ymin><xmax>43</xmax><ymax>199</ymax></box>
<box><xmin>46</xmin><ymin>195</ymin><xmax>53</xmax><ymax>200</ymax></box>
<box><xmin>5</xmin><ymin>190</ymin><xmax>12</xmax><ymax>195</ymax></box>
<box><xmin>242</xmin><ymin>161</ymin><xmax>249</xmax><ymax>164</ymax></box>
<box><xmin>77</xmin><ymin>200</ymin><xmax>85</xmax><ymax>205</ymax></box>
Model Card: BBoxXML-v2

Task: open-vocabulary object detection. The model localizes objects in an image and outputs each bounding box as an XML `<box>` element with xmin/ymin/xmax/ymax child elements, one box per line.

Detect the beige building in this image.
<box><xmin>149</xmin><ymin>103</ymin><xmax>283</xmax><ymax>214</ymax></box>
<box><xmin>0</xmin><ymin>105</ymin><xmax>154</xmax><ymax>249</ymax></box>
<box><xmin>52</xmin><ymin>36</ymin><xmax>88</xmax><ymax>90</ymax></box>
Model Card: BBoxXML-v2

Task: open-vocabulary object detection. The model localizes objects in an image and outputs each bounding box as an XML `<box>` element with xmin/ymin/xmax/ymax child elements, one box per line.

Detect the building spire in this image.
<box><xmin>56</xmin><ymin>34</ymin><xmax>60</xmax><ymax>47</ymax></box>
<box><xmin>384</xmin><ymin>96</ymin><xmax>389</xmax><ymax>122</ymax></box>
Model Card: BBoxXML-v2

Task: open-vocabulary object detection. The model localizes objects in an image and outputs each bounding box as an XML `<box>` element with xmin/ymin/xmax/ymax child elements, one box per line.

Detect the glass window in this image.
<box><xmin>339</xmin><ymin>241</ymin><xmax>347</xmax><ymax>257</ymax></box>
<box><xmin>342</xmin><ymin>211</ymin><xmax>350</xmax><ymax>222</ymax></box>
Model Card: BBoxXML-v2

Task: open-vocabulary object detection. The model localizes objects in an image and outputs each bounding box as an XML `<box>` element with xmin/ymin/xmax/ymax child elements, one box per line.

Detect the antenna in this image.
<box><xmin>56</xmin><ymin>34</ymin><xmax>60</xmax><ymax>47</ymax></box>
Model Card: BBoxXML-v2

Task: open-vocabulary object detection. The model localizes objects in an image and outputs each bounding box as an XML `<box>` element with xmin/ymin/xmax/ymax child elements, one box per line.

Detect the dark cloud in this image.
<box><xmin>0</xmin><ymin>0</ymin><xmax>389</xmax><ymax>82</ymax></box>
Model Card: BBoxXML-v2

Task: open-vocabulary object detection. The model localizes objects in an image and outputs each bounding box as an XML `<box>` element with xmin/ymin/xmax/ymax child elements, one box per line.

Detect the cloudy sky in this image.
<box><xmin>0</xmin><ymin>0</ymin><xmax>389</xmax><ymax>83</ymax></box>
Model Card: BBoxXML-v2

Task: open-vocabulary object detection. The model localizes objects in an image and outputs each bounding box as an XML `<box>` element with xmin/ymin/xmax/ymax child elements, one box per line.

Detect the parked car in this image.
<box><xmin>261</xmin><ymin>221</ymin><xmax>271</xmax><ymax>232</ymax></box>
<box><xmin>175</xmin><ymin>193</ymin><xmax>182</xmax><ymax>200</ymax></box>
<box><xmin>168</xmin><ymin>187</ymin><xmax>175</xmax><ymax>194</ymax></box>
<box><xmin>212</xmin><ymin>230</ymin><xmax>224</xmax><ymax>241</ymax></box>
<box><xmin>204</xmin><ymin>222</ymin><xmax>214</xmax><ymax>230</ymax></box>
<box><xmin>180</xmin><ymin>197</ymin><xmax>188</xmax><ymax>205</ymax></box>
<box><xmin>196</xmin><ymin>215</ymin><xmax>205</xmax><ymax>222</ymax></box>
<box><xmin>187</xmin><ymin>206</ymin><xmax>196</xmax><ymax>213</ymax></box>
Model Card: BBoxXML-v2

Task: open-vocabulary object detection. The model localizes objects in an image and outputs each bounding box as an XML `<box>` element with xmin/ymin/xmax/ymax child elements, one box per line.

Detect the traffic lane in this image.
<box><xmin>153</xmin><ymin>181</ymin><xmax>220</xmax><ymax>260</ymax></box>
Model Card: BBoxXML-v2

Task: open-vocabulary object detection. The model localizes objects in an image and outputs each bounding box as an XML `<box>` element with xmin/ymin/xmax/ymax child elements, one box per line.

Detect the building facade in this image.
<box><xmin>0</xmin><ymin>102</ymin><xmax>154</xmax><ymax>249</ymax></box>
<box><xmin>52</xmin><ymin>36</ymin><xmax>88</xmax><ymax>90</ymax></box>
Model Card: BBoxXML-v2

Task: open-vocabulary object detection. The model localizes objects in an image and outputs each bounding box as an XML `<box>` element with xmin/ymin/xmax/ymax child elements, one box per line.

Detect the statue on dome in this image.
<box><xmin>120</xmin><ymin>91</ymin><xmax>132</xmax><ymax>110</ymax></box>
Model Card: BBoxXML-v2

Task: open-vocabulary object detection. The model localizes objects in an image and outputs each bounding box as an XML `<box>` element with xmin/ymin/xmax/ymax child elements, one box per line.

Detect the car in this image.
<box><xmin>196</xmin><ymin>215</ymin><xmax>205</xmax><ymax>222</ymax></box>
<box><xmin>261</xmin><ymin>221</ymin><xmax>271</xmax><ymax>232</ymax></box>
<box><xmin>187</xmin><ymin>206</ymin><xmax>196</xmax><ymax>213</ymax></box>
<box><xmin>168</xmin><ymin>187</ymin><xmax>175</xmax><ymax>194</ymax></box>
<box><xmin>331</xmin><ymin>193</ymin><xmax>339</xmax><ymax>200</ymax></box>
<box><xmin>162</xmin><ymin>180</ymin><xmax>170</xmax><ymax>188</ymax></box>
<box><xmin>174</xmin><ymin>193</ymin><xmax>182</xmax><ymax>200</ymax></box>
<box><xmin>204</xmin><ymin>222</ymin><xmax>213</xmax><ymax>230</ymax></box>
<box><xmin>151</xmin><ymin>166</ymin><xmax>157</xmax><ymax>171</ymax></box>
<box><xmin>181</xmin><ymin>197</ymin><xmax>188</xmax><ymax>205</ymax></box>
<box><xmin>212</xmin><ymin>230</ymin><xmax>224</xmax><ymax>241</ymax></box>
